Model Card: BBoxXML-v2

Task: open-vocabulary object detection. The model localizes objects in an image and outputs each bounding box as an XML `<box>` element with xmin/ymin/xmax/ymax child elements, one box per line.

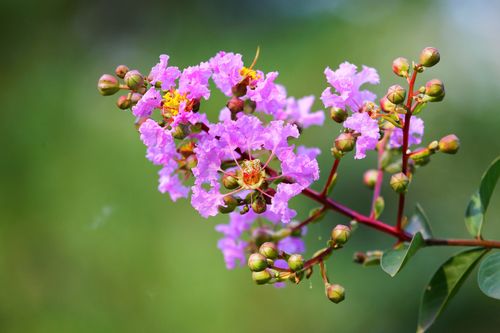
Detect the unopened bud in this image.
<box><xmin>259</xmin><ymin>242</ymin><xmax>279</xmax><ymax>260</ymax></box>
<box><xmin>390</xmin><ymin>172</ymin><xmax>410</xmax><ymax>193</ymax></box>
<box><xmin>251</xmin><ymin>196</ymin><xmax>267</xmax><ymax>214</ymax></box>
<box><xmin>171</xmin><ymin>124</ymin><xmax>191</xmax><ymax>140</ymax></box>
<box><xmin>325</xmin><ymin>283</ymin><xmax>345</xmax><ymax>304</ymax></box>
<box><xmin>124</xmin><ymin>70</ymin><xmax>144</xmax><ymax>91</ymax></box>
<box><xmin>380</xmin><ymin>96</ymin><xmax>396</xmax><ymax>113</ymax></box>
<box><xmin>410</xmin><ymin>148</ymin><xmax>431</xmax><ymax>161</ymax></box>
<box><xmin>252</xmin><ymin>269</ymin><xmax>272</xmax><ymax>284</ymax></box>
<box><xmin>331</xmin><ymin>224</ymin><xmax>351</xmax><ymax>245</ymax></box>
<box><xmin>231</xmin><ymin>82</ymin><xmax>247</xmax><ymax>97</ymax></box>
<box><xmin>116</xmin><ymin>95</ymin><xmax>132</xmax><ymax>109</ymax></box>
<box><xmin>330</xmin><ymin>107</ymin><xmax>348</xmax><ymax>123</ymax></box>
<box><xmin>287</xmin><ymin>254</ymin><xmax>304</xmax><ymax>272</ymax></box>
<box><xmin>218</xmin><ymin>195</ymin><xmax>238</xmax><ymax>214</ymax></box>
<box><xmin>248</xmin><ymin>253</ymin><xmax>268</xmax><ymax>272</ymax></box>
<box><xmin>115</xmin><ymin>65</ymin><xmax>129</xmax><ymax>79</ymax></box>
<box><xmin>425</xmin><ymin>79</ymin><xmax>445</xmax><ymax>98</ymax></box>
<box><xmin>363</xmin><ymin>169</ymin><xmax>378</xmax><ymax>189</ymax></box>
<box><xmin>252</xmin><ymin>228</ymin><xmax>273</xmax><ymax>247</ymax></box>
<box><xmin>419</xmin><ymin>47</ymin><xmax>440</xmax><ymax>67</ymax></box>
<box><xmin>227</xmin><ymin>97</ymin><xmax>244</xmax><ymax>113</ymax></box>
<box><xmin>222</xmin><ymin>173</ymin><xmax>239</xmax><ymax>190</ymax></box>
<box><xmin>386</xmin><ymin>85</ymin><xmax>406</xmax><ymax>104</ymax></box>
<box><xmin>392</xmin><ymin>57</ymin><xmax>410</xmax><ymax>77</ymax></box>
<box><xmin>97</xmin><ymin>74</ymin><xmax>120</xmax><ymax>96</ymax></box>
<box><xmin>439</xmin><ymin>134</ymin><xmax>460</xmax><ymax>154</ymax></box>
<box><xmin>130</xmin><ymin>92</ymin><xmax>142</xmax><ymax>105</ymax></box>
<box><xmin>335</xmin><ymin>133</ymin><xmax>356</xmax><ymax>152</ymax></box>
<box><xmin>428</xmin><ymin>140</ymin><xmax>439</xmax><ymax>152</ymax></box>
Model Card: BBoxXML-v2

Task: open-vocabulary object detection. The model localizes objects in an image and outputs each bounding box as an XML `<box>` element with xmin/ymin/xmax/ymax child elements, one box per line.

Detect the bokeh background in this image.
<box><xmin>1</xmin><ymin>0</ymin><xmax>500</xmax><ymax>332</ymax></box>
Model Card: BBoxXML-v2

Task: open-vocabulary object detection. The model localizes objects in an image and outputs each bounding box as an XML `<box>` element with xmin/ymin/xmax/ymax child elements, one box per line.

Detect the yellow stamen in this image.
<box><xmin>162</xmin><ymin>90</ymin><xmax>188</xmax><ymax>117</ymax></box>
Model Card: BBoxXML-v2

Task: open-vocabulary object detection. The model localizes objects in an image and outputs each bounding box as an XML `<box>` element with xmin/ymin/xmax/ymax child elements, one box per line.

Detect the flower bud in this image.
<box><xmin>428</xmin><ymin>140</ymin><xmax>439</xmax><ymax>152</ymax></box>
<box><xmin>231</xmin><ymin>82</ymin><xmax>247</xmax><ymax>97</ymax></box>
<box><xmin>248</xmin><ymin>253</ymin><xmax>268</xmax><ymax>272</ymax></box>
<box><xmin>439</xmin><ymin>134</ymin><xmax>460</xmax><ymax>154</ymax></box>
<box><xmin>390</xmin><ymin>172</ymin><xmax>410</xmax><ymax>193</ymax></box>
<box><xmin>335</xmin><ymin>133</ymin><xmax>356</xmax><ymax>153</ymax></box>
<box><xmin>116</xmin><ymin>95</ymin><xmax>132</xmax><ymax>109</ymax></box>
<box><xmin>386</xmin><ymin>85</ymin><xmax>406</xmax><ymax>104</ymax></box>
<box><xmin>325</xmin><ymin>283</ymin><xmax>345</xmax><ymax>304</ymax></box>
<box><xmin>425</xmin><ymin>79</ymin><xmax>445</xmax><ymax>98</ymax></box>
<box><xmin>130</xmin><ymin>92</ymin><xmax>142</xmax><ymax>105</ymax></box>
<box><xmin>410</xmin><ymin>148</ymin><xmax>431</xmax><ymax>161</ymax></box>
<box><xmin>259</xmin><ymin>242</ymin><xmax>279</xmax><ymax>260</ymax></box>
<box><xmin>363</xmin><ymin>169</ymin><xmax>378</xmax><ymax>189</ymax></box>
<box><xmin>419</xmin><ymin>47</ymin><xmax>440</xmax><ymax>67</ymax></box>
<box><xmin>392</xmin><ymin>57</ymin><xmax>410</xmax><ymax>77</ymax></box>
<box><xmin>287</xmin><ymin>254</ymin><xmax>304</xmax><ymax>272</ymax></box>
<box><xmin>331</xmin><ymin>147</ymin><xmax>344</xmax><ymax>159</ymax></box>
<box><xmin>124</xmin><ymin>70</ymin><xmax>144</xmax><ymax>91</ymax></box>
<box><xmin>252</xmin><ymin>269</ymin><xmax>272</xmax><ymax>285</ymax></box>
<box><xmin>331</xmin><ymin>224</ymin><xmax>351</xmax><ymax>245</ymax></box>
<box><xmin>379</xmin><ymin>96</ymin><xmax>396</xmax><ymax>113</ymax></box>
<box><xmin>227</xmin><ymin>97</ymin><xmax>244</xmax><ymax>113</ymax></box>
<box><xmin>252</xmin><ymin>228</ymin><xmax>273</xmax><ymax>247</ymax></box>
<box><xmin>330</xmin><ymin>107</ymin><xmax>348</xmax><ymax>123</ymax></box>
<box><xmin>222</xmin><ymin>173</ymin><xmax>239</xmax><ymax>190</ymax></box>
<box><xmin>218</xmin><ymin>195</ymin><xmax>238</xmax><ymax>214</ymax></box>
<box><xmin>97</xmin><ymin>74</ymin><xmax>120</xmax><ymax>96</ymax></box>
<box><xmin>251</xmin><ymin>196</ymin><xmax>267</xmax><ymax>214</ymax></box>
<box><xmin>115</xmin><ymin>65</ymin><xmax>129</xmax><ymax>79</ymax></box>
<box><xmin>171</xmin><ymin>124</ymin><xmax>191</xmax><ymax>140</ymax></box>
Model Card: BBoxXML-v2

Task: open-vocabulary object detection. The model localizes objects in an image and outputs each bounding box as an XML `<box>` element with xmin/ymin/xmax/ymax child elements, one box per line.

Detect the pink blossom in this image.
<box><xmin>343</xmin><ymin>112</ymin><xmax>380</xmax><ymax>159</ymax></box>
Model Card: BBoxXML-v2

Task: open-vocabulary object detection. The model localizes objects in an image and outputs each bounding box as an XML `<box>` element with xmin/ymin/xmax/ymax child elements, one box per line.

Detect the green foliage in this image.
<box><xmin>381</xmin><ymin>232</ymin><xmax>424</xmax><ymax>277</ymax></box>
<box><xmin>465</xmin><ymin>156</ymin><xmax>500</xmax><ymax>238</ymax></box>
<box><xmin>417</xmin><ymin>248</ymin><xmax>488</xmax><ymax>333</ymax></box>
<box><xmin>478</xmin><ymin>252</ymin><xmax>500</xmax><ymax>300</ymax></box>
<box><xmin>405</xmin><ymin>204</ymin><xmax>433</xmax><ymax>240</ymax></box>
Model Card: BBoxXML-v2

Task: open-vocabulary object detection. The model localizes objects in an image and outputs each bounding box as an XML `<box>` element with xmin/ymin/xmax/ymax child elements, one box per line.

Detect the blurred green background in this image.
<box><xmin>1</xmin><ymin>0</ymin><xmax>500</xmax><ymax>332</ymax></box>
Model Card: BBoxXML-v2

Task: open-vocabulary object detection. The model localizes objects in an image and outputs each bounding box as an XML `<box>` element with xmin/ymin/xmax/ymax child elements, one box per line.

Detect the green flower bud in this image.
<box><xmin>287</xmin><ymin>254</ymin><xmax>305</xmax><ymax>272</ymax></box>
<box><xmin>252</xmin><ymin>269</ymin><xmax>272</xmax><ymax>284</ymax></box>
<box><xmin>425</xmin><ymin>79</ymin><xmax>445</xmax><ymax>98</ymax></box>
<box><xmin>252</xmin><ymin>228</ymin><xmax>273</xmax><ymax>247</ymax></box>
<box><xmin>222</xmin><ymin>173</ymin><xmax>239</xmax><ymax>190</ymax></box>
<box><xmin>331</xmin><ymin>224</ymin><xmax>351</xmax><ymax>245</ymax></box>
<box><xmin>392</xmin><ymin>57</ymin><xmax>410</xmax><ymax>77</ymax></box>
<box><xmin>335</xmin><ymin>133</ymin><xmax>356</xmax><ymax>153</ymax></box>
<box><xmin>325</xmin><ymin>283</ymin><xmax>345</xmax><ymax>304</ymax></box>
<box><xmin>218</xmin><ymin>195</ymin><xmax>238</xmax><ymax>214</ymax></box>
<box><xmin>259</xmin><ymin>242</ymin><xmax>279</xmax><ymax>259</ymax></box>
<box><xmin>248</xmin><ymin>253</ymin><xmax>268</xmax><ymax>272</ymax></box>
<box><xmin>240</xmin><ymin>205</ymin><xmax>250</xmax><ymax>215</ymax></box>
<box><xmin>124</xmin><ymin>70</ymin><xmax>144</xmax><ymax>91</ymax></box>
<box><xmin>251</xmin><ymin>196</ymin><xmax>267</xmax><ymax>214</ymax></box>
<box><xmin>439</xmin><ymin>134</ymin><xmax>460</xmax><ymax>154</ymax></box>
<box><xmin>330</xmin><ymin>107</ymin><xmax>348</xmax><ymax>123</ymax></box>
<box><xmin>390</xmin><ymin>172</ymin><xmax>410</xmax><ymax>193</ymax></box>
<box><xmin>419</xmin><ymin>47</ymin><xmax>440</xmax><ymax>67</ymax></box>
<box><xmin>115</xmin><ymin>65</ymin><xmax>129</xmax><ymax>79</ymax></box>
<box><xmin>97</xmin><ymin>74</ymin><xmax>120</xmax><ymax>96</ymax></box>
<box><xmin>428</xmin><ymin>140</ymin><xmax>439</xmax><ymax>152</ymax></box>
<box><xmin>386</xmin><ymin>85</ymin><xmax>406</xmax><ymax>104</ymax></box>
<box><xmin>227</xmin><ymin>96</ymin><xmax>244</xmax><ymax>113</ymax></box>
<box><xmin>171</xmin><ymin>124</ymin><xmax>191</xmax><ymax>140</ymax></box>
<box><xmin>379</xmin><ymin>96</ymin><xmax>396</xmax><ymax>113</ymax></box>
<box><xmin>363</xmin><ymin>169</ymin><xmax>378</xmax><ymax>189</ymax></box>
<box><xmin>409</xmin><ymin>148</ymin><xmax>431</xmax><ymax>161</ymax></box>
<box><xmin>116</xmin><ymin>95</ymin><xmax>132</xmax><ymax>110</ymax></box>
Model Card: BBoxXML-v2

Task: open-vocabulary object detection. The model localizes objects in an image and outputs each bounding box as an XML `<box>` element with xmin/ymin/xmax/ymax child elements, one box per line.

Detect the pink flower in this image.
<box><xmin>321</xmin><ymin>62</ymin><xmax>379</xmax><ymax>112</ymax></box>
<box><xmin>390</xmin><ymin>116</ymin><xmax>425</xmax><ymax>148</ymax></box>
<box><xmin>209</xmin><ymin>51</ymin><xmax>244</xmax><ymax>96</ymax></box>
<box><xmin>131</xmin><ymin>87</ymin><xmax>161</xmax><ymax>118</ymax></box>
<box><xmin>178</xmin><ymin>61</ymin><xmax>212</xmax><ymax>100</ymax></box>
<box><xmin>247</xmin><ymin>72</ymin><xmax>287</xmax><ymax>116</ymax></box>
<box><xmin>148</xmin><ymin>54</ymin><xmax>181</xmax><ymax>90</ymax></box>
<box><xmin>277</xmin><ymin>95</ymin><xmax>325</xmax><ymax>129</ymax></box>
<box><xmin>343</xmin><ymin>112</ymin><xmax>380</xmax><ymax>159</ymax></box>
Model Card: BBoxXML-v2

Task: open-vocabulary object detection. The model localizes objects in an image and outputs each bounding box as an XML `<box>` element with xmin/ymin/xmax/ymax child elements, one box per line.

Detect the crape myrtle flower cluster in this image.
<box><xmin>98</xmin><ymin>47</ymin><xmax>500</xmax><ymax>330</ymax></box>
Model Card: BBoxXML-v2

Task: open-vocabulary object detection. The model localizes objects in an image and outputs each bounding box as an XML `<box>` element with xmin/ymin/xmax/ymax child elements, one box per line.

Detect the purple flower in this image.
<box><xmin>247</xmin><ymin>72</ymin><xmax>287</xmax><ymax>116</ymax></box>
<box><xmin>321</xmin><ymin>62</ymin><xmax>379</xmax><ymax>112</ymax></box>
<box><xmin>278</xmin><ymin>235</ymin><xmax>306</xmax><ymax>254</ymax></box>
<box><xmin>390</xmin><ymin>116</ymin><xmax>425</xmax><ymax>148</ymax></box>
<box><xmin>132</xmin><ymin>87</ymin><xmax>162</xmax><ymax>118</ymax></box>
<box><xmin>191</xmin><ymin>115</ymin><xmax>320</xmax><ymax>222</ymax></box>
<box><xmin>139</xmin><ymin>119</ymin><xmax>189</xmax><ymax>201</ymax></box>
<box><xmin>178</xmin><ymin>61</ymin><xmax>212</xmax><ymax>100</ymax></box>
<box><xmin>209</xmin><ymin>51</ymin><xmax>244</xmax><ymax>96</ymax></box>
<box><xmin>343</xmin><ymin>112</ymin><xmax>380</xmax><ymax>159</ymax></box>
<box><xmin>148</xmin><ymin>54</ymin><xmax>181</xmax><ymax>90</ymax></box>
<box><xmin>277</xmin><ymin>95</ymin><xmax>325</xmax><ymax>128</ymax></box>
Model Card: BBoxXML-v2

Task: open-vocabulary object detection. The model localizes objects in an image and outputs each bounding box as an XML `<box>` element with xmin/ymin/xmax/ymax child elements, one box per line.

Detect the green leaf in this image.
<box><xmin>417</xmin><ymin>248</ymin><xmax>488</xmax><ymax>333</ymax></box>
<box><xmin>381</xmin><ymin>232</ymin><xmax>424</xmax><ymax>277</ymax></box>
<box><xmin>405</xmin><ymin>203</ymin><xmax>433</xmax><ymax>240</ymax></box>
<box><xmin>478</xmin><ymin>252</ymin><xmax>500</xmax><ymax>299</ymax></box>
<box><xmin>465</xmin><ymin>156</ymin><xmax>500</xmax><ymax>238</ymax></box>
